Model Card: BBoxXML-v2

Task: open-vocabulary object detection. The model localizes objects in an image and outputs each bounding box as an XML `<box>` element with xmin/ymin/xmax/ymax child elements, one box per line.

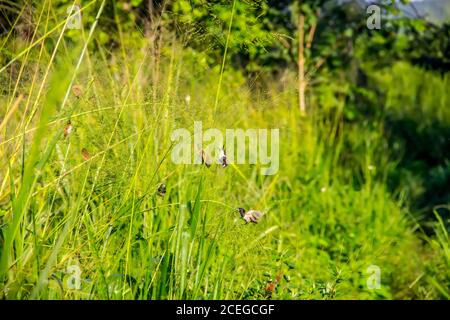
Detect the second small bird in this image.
<box><xmin>237</xmin><ymin>208</ymin><xmax>263</xmax><ymax>224</ymax></box>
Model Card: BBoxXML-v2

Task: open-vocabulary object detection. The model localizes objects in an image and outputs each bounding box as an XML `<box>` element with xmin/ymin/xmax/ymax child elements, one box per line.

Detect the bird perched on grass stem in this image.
<box><xmin>157</xmin><ymin>184</ymin><xmax>166</xmax><ymax>197</ymax></box>
<box><xmin>237</xmin><ymin>207</ymin><xmax>263</xmax><ymax>224</ymax></box>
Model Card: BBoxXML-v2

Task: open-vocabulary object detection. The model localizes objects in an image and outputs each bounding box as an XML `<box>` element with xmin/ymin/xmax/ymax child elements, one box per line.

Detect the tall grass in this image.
<box><xmin>0</xmin><ymin>1</ymin><xmax>449</xmax><ymax>300</ymax></box>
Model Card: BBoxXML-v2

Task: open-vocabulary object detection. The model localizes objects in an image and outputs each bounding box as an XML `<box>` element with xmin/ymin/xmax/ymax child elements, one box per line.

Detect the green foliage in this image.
<box><xmin>0</xmin><ymin>0</ymin><xmax>449</xmax><ymax>300</ymax></box>
<box><xmin>170</xmin><ymin>0</ymin><xmax>272</xmax><ymax>68</ymax></box>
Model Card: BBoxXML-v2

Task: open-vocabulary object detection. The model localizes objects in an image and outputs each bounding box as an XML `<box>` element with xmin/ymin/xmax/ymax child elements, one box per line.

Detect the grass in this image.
<box><xmin>0</xmin><ymin>2</ymin><xmax>449</xmax><ymax>300</ymax></box>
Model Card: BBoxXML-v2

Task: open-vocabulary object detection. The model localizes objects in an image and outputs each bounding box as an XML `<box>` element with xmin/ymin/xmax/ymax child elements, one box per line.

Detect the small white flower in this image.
<box><xmin>368</xmin><ymin>165</ymin><xmax>376</xmax><ymax>171</ymax></box>
<box><xmin>321</xmin><ymin>187</ymin><xmax>327</xmax><ymax>193</ymax></box>
<box><xmin>185</xmin><ymin>95</ymin><xmax>191</xmax><ymax>105</ymax></box>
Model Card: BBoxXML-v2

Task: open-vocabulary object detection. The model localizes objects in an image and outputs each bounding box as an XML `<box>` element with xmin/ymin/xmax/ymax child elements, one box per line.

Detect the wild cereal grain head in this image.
<box><xmin>64</xmin><ymin>120</ymin><xmax>73</xmax><ymax>138</ymax></box>
<box><xmin>72</xmin><ymin>84</ymin><xmax>83</xmax><ymax>98</ymax></box>
<box><xmin>81</xmin><ymin>148</ymin><xmax>91</xmax><ymax>161</ymax></box>
<box><xmin>200</xmin><ymin>149</ymin><xmax>212</xmax><ymax>168</ymax></box>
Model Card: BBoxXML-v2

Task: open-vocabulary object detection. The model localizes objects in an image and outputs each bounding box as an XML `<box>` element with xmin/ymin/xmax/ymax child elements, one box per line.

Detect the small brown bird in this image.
<box><xmin>72</xmin><ymin>84</ymin><xmax>83</xmax><ymax>98</ymax></box>
<box><xmin>237</xmin><ymin>208</ymin><xmax>263</xmax><ymax>224</ymax></box>
<box><xmin>81</xmin><ymin>148</ymin><xmax>91</xmax><ymax>161</ymax></box>
<box><xmin>200</xmin><ymin>149</ymin><xmax>212</xmax><ymax>168</ymax></box>
<box><xmin>218</xmin><ymin>146</ymin><xmax>228</xmax><ymax>168</ymax></box>
<box><xmin>64</xmin><ymin>120</ymin><xmax>73</xmax><ymax>138</ymax></box>
<box><xmin>157</xmin><ymin>184</ymin><xmax>166</xmax><ymax>197</ymax></box>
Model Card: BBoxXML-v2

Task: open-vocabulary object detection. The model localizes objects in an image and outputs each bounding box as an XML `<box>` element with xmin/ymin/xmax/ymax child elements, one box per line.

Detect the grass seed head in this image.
<box><xmin>64</xmin><ymin>121</ymin><xmax>73</xmax><ymax>138</ymax></box>
<box><xmin>200</xmin><ymin>149</ymin><xmax>212</xmax><ymax>168</ymax></box>
<box><xmin>81</xmin><ymin>148</ymin><xmax>91</xmax><ymax>161</ymax></box>
<box><xmin>72</xmin><ymin>84</ymin><xmax>83</xmax><ymax>98</ymax></box>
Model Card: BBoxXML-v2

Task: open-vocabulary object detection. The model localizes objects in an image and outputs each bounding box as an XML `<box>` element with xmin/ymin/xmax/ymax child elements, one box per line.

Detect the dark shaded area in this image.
<box><xmin>337</xmin><ymin>64</ymin><xmax>450</xmax><ymax>229</ymax></box>
<box><xmin>385</xmin><ymin>115</ymin><xmax>450</xmax><ymax>222</ymax></box>
<box><xmin>408</xmin><ymin>22</ymin><xmax>450</xmax><ymax>73</ymax></box>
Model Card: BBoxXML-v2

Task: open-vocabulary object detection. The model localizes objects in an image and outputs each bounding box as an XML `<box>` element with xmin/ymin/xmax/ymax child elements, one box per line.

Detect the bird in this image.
<box><xmin>157</xmin><ymin>183</ymin><xmax>166</xmax><ymax>197</ymax></box>
<box><xmin>237</xmin><ymin>207</ymin><xmax>263</xmax><ymax>224</ymax></box>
